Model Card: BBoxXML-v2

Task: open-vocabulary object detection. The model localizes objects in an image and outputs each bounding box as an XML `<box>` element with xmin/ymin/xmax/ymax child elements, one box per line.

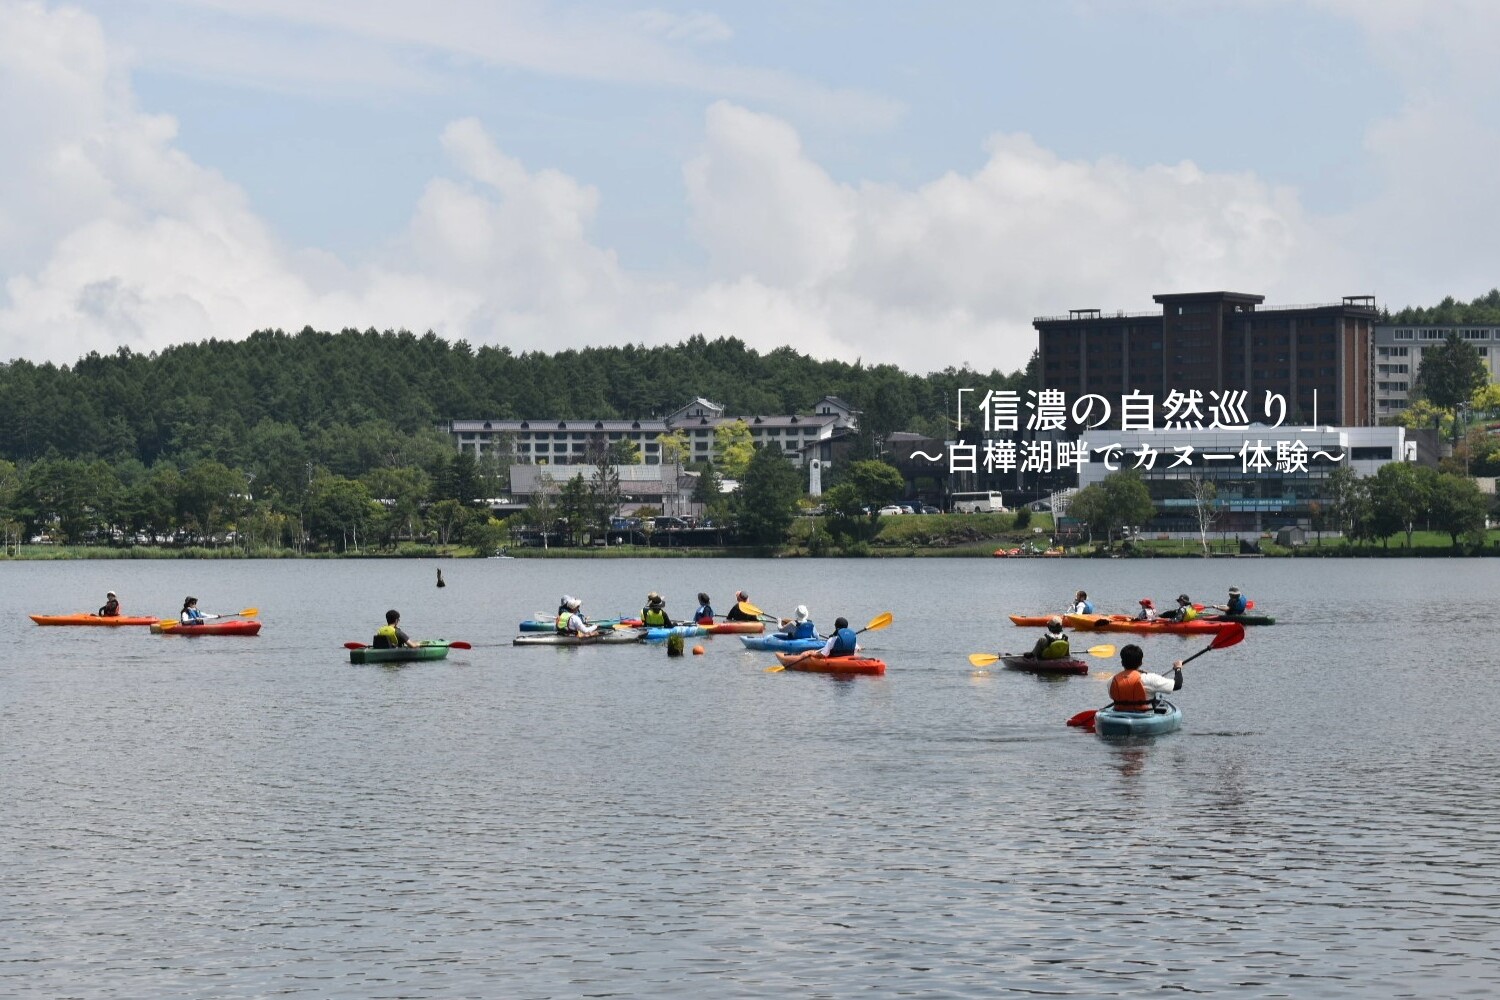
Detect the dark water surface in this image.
<box><xmin>3</xmin><ymin>557</ymin><xmax>1498</xmax><ymax>997</ymax></box>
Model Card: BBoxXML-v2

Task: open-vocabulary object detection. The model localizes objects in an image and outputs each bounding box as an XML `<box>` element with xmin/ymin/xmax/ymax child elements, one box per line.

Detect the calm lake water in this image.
<box><xmin>3</xmin><ymin>556</ymin><xmax>1498</xmax><ymax>998</ymax></box>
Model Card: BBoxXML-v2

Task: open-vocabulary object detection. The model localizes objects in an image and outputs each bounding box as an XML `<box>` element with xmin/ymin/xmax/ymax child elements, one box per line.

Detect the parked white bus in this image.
<box><xmin>950</xmin><ymin>490</ymin><xmax>1008</xmax><ymax>513</ymax></box>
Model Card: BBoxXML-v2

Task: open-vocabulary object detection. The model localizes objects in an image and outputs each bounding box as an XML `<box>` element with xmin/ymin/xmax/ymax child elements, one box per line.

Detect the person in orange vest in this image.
<box><xmin>1107</xmin><ymin>644</ymin><xmax>1184</xmax><ymax>712</ymax></box>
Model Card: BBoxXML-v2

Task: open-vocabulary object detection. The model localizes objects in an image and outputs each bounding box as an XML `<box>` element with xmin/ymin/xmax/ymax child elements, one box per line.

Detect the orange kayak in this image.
<box><xmin>1009</xmin><ymin>614</ymin><xmax>1055</xmax><ymax>627</ymax></box>
<box><xmin>704</xmin><ymin>621</ymin><xmax>764</xmax><ymax>634</ymax></box>
<box><xmin>30</xmin><ymin>614</ymin><xmax>159</xmax><ymax>627</ymax></box>
<box><xmin>775</xmin><ymin>653</ymin><xmax>886</xmax><ymax>675</ymax></box>
<box><xmin>1062</xmin><ymin>614</ymin><xmax>1230</xmax><ymax>636</ymax></box>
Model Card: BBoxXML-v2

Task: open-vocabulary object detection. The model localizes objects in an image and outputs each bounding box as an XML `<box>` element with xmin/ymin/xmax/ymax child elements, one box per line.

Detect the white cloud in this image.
<box><xmin>8</xmin><ymin>0</ymin><xmax>1466</xmax><ymax>378</ymax></box>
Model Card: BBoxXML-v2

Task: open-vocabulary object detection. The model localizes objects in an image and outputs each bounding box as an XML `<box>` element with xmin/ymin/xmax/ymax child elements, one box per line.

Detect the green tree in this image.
<box><xmin>605</xmin><ymin>438</ymin><xmax>641</xmax><ymax>465</ymax></box>
<box><xmin>656</xmin><ymin>431</ymin><xmax>690</xmax><ymax>466</ymax></box>
<box><xmin>1416</xmin><ymin>333</ymin><xmax>1490</xmax><ymax>445</ymax></box>
<box><xmin>307</xmin><ymin>474</ymin><xmax>374</xmax><ymax>551</ymax></box>
<box><xmin>713</xmin><ymin>420</ymin><xmax>756</xmax><ymax>480</ymax></box>
<box><xmin>1322</xmin><ymin>466</ymin><xmax>1367</xmax><ymax>539</ymax></box>
<box><xmin>558</xmin><ymin>473</ymin><xmax>592</xmax><ymax>545</ymax></box>
<box><xmin>844</xmin><ymin>459</ymin><xmax>905</xmax><ymax>509</ymax></box>
<box><xmin>1366</xmin><ymin>462</ymin><xmax>1432</xmax><ymax>549</ymax></box>
<box><xmin>1428</xmin><ymin>472</ymin><xmax>1489</xmax><ymax>547</ymax></box>
<box><xmin>735</xmin><ymin>444</ymin><xmax>801</xmax><ymax>545</ymax></box>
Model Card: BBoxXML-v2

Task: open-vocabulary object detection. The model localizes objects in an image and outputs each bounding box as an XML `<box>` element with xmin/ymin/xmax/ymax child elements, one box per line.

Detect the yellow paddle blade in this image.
<box><xmin>862</xmin><ymin>611</ymin><xmax>894</xmax><ymax>633</ymax></box>
<box><xmin>742</xmin><ymin>601</ymin><xmax>766</xmax><ymax>618</ymax></box>
<box><xmin>236</xmin><ymin>607</ymin><xmax>259</xmax><ymax>618</ymax></box>
<box><xmin>764</xmin><ymin>664</ymin><xmax>785</xmax><ymax>673</ymax></box>
<box><xmin>968</xmin><ymin>653</ymin><xmax>1001</xmax><ymax>667</ymax></box>
<box><xmin>1085</xmin><ymin>644</ymin><xmax>1116</xmax><ymax>658</ymax></box>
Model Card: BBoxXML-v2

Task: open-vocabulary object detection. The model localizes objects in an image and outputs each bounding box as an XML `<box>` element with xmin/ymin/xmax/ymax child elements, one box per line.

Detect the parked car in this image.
<box><xmin>651</xmin><ymin>516</ymin><xmax>690</xmax><ymax>530</ymax></box>
<box><xmin>920</xmin><ymin>505</ymin><xmax>942</xmax><ymax>515</ymax></box>
<box><xmin>876</xmin><ymin>505</ymin><xmax>905</xmax><ymax>516</ymax></box>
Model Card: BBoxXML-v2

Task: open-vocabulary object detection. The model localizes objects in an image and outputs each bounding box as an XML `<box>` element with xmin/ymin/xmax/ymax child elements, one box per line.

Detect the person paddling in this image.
<box><xmin>98</xmin><ymin>591</ymin><xmax>120</xmax><ymax>617</ymax></box>
<box><xmin>692</xmin><ymin>593</ymin><xmax>715</xmax><ymax>625</ymax></box>
<box><xmin>1067</xmin><ymin>590</ymin><xmax>1094</xmax><ymax>614</ymax></box>
<box><xmin>1134</xmin><ymin>598</ymin><xmax>1157</xmax><ymax>622</ymax></box>
<box><xmin>1164</xmin><ymin>593</ymin><xmax>1199</xmax><ymax>623</ymax></box>
<box><xmin>179</xmin><ymin>597</ymin><xmax>220</xmax><ymax>627</ymax></box>
<box><xmin>641</xmin><ymin>592</ymin><xmax>674</xmax><ymax>628</ymax></box>
<box><xmin>774</xmin><ymin>605</ymin><xmax>818</xmax><ymax>641</ymax></box>
<box><xmin>1213</xmin><ymin>587</ymin><xmax>1248</xmax><ymax>616</ymax></box>
<box><xmin>373</xmin><ymin>609</ymin><xmax>417</xmax><ymax>649</ymax></box>
<box><xmin>811</xmin><ymin>616</ymin><xmax>860</xmax><ymax>659</ymax></box>
<box><xmin>1107</xmin><ymin>644</ymin><xmax>1183</xmax><ymax>712</ymax></box>
<box><xmin>725</xmin><ymin>591</ymin><xmax>759</xmax><ymax>622</ymax></box>
<box><xmin>1028</xmin><ymin>617</ymin><xmax>1071</xmax><ymax>660</ymax></box>
<box><xmin>556</xmin><ymin>597</ymin><xmax>598</xmax><ymax>637</ymax></box>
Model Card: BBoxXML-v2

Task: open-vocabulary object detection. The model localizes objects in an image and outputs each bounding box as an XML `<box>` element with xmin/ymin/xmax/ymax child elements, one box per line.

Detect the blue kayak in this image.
<box><xmin>1094</xmin><ymin>699</ymin><xmax>1182</xmax><ymax>737</ymax></box>
<box><xmin>642</xmin><ymin>624</ymin><xmax>709</xmax><ymax>642</ymax></box>
<box><xmin>740</xmin><ymin>634</ymin><xmax>825</xmax><ymax>653</ymax></box>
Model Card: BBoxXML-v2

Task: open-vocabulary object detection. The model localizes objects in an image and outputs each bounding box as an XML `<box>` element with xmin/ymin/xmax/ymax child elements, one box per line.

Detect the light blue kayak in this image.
<box><xmin>740</xmin><ymin>634</ymin><xmax>825</xmax><ymax>653</ymax></box>
<box><xmin>1094</xmin><ymin>699</ymin><xmax>1182</xmax><ymax>737</ymax></box>
<box><xmin>642</xmin><ymin>625</ymin><xmax>709</xmax><ymax>642</ymax></box>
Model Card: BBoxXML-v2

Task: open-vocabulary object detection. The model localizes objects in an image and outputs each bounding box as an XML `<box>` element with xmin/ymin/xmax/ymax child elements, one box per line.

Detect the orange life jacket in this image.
<box><xmin>1108</xmin><ymin>670</ymin><xmax>1152</xmax><ymax>712</ymax></box>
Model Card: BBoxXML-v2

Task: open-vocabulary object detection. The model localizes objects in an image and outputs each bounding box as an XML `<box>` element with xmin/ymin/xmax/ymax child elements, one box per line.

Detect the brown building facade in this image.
<box><xmin>1034</xmin><ymin>291</ymin><xmax>1377</xmax><ymax>426</ymax></box>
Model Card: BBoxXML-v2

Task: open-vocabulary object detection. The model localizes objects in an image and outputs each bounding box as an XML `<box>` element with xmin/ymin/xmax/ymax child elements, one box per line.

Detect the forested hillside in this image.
<box><xmin>1</xmin><ymin>328</ymin><xmax>1030</xmax><ymax>469</ymax></box>
<box><xmin>1386</xmin><ymin>289</ymin><xmax>1500</xmax><ymax>325</ymax></box>
<box><xmin>0</xmin><ymin>328</ymin><xmax>1032</xmax><ymax>550</ymax></box>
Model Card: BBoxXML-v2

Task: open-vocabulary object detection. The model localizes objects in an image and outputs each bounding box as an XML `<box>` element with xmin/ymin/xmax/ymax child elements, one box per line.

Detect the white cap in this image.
<box><xmin>107</xmin><ymin>591</ymin><xmax>117</xmax><ymax>597</ymax></box>
<box><xmin>566</xmin><ymin>598</ymin><xmax>581</xmax><ymax>610</ymax></box>
<box><xmin>794</xmin><ymin>605</ymin><xmax>809</xmax><ymax>621</ymax></box>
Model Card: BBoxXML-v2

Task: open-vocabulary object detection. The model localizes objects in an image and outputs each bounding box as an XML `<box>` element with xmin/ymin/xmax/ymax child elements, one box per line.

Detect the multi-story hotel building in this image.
<box><xmin>1034</xmin><ymin>291</ymin><xmax>1379</xmax><ymax>427</ymax></box>
<box><xmin>1373</xmin><ymin>324</ymin><xmax>1500</xmax><ymax>418</ymax></box>
<box><xmin>442</xmin><ymin>395</ymin><xmax>859</xmax><ymax>469</ymax></box>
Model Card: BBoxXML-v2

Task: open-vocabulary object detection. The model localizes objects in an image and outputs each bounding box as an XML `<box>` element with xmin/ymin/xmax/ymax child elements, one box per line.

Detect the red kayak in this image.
<box><xmin>704</xmin><ymin>621</ymin><xmax>764</xmax><ymax>634</ymax></box>
<box><xmin>1062</xmin><ymin>614</ymin><xmax>1229</xmax><ymax>636</ymax></box>
<box><xmin>150</xmin><ymin>620</ymin><xmax>262</xmax><ymax>636</ymax></box>
<box><xmin>1001</xmin><ymin>655</ymin><xmax>1089</xmax><ymax>676</ymax></box>
<box><xmin>31</xmin><ymin>614</ymin><xmax>159</xmax><ymax>627</ymax></box>
<box><xmin>775</xmin><ymin>653</ymin><xmax>886</xmax><ymax>675</ymax></box>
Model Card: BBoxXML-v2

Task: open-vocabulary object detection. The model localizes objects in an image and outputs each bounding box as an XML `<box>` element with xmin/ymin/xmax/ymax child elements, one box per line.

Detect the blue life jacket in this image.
<box><xmin>1227</xmin><ymin>595</ymin><xmax>1248</xmax><ymax>614</ymax></box>
<box><xmin>829</xmin><ymin>627</ymin><xmax>858</xmax><ymax>657</ymax></box>
<box><xmin>792</xmin><ymin>619</ymin><xmax>817</xmax><ymax>639</ymax></box>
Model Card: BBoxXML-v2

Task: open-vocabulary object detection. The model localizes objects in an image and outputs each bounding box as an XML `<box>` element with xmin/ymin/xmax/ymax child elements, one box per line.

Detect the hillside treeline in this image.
<box><xmin>1</xmin><ymin>328</ymin><xmax>1032</xmax><ymax>472</ymax></box>
<box><xmin>1386</xmin><ymin>289</ymin><xmax>1500</xmax><ymax>325</ymax></box>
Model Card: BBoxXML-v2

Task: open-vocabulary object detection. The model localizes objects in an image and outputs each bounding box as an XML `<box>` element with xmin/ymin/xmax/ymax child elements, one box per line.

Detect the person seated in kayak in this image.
<box><xmin>1134</xmin><ymin>598</ymin><xmax>1158</xmax><ymax>622</ymax></box>
<box><xmin>179</xmin><ymin>596</ymin><xmax>221</xmax><ymax>626</ymax></box>
<box><xmin>810</xmin><ymin>617</ymin><xmax>860</xmax><ymax>659</ymax></box>
<box><xmin>774</xmin><ymin>605</ymin><xmax>818</xmax><ymax>640</ymax></box>
<box><xmin>1163</xmin><ymin>594</ymin><xmax>1199</xmax><ymax>622</ymax></box>
<box><xmin>1028</xmin><ymin>617</ymin><xmax>1071</xmax><ymax>660</ymax></box>
<box><xmin>556</xmin><ymin>597</ymin><xmax>599</xmax><ymax>637</ymax></box>
<box><xmin>725</xmin><ymin>591</ymin><xmax>759</xmax><ymax>622</ymax></box>
<box><xmin>98</xmin><ymin>591</ymin><xmax>120</xmax><ymax>617</ymax></box>
<box><xmin>1067</xmin><ymin>590</ymin><xmax>1094</xmax><ymax>614</ymax></box>
<box><xmin>1213</xmin><ymin>587</ymin><xmax>1248</xmax><ymax>616</ymax></box>
<box><xmin>1108</xmin><ymin>644</ymin><xmax>1184</xmax><ymax>712</ymax></box>
<box><xmin>641</xmin><ymin>592</ymin><xmax>674</xmax><ymax>628</ymax></box>
<box><xmin>373</xmin><ymin>609</ymin><xmax>417</xmax><ymax>649</ymax></box>
<box><xmin>693</xmin><ymin>593</ymin><xmax>715</xmax><ymax>625</ymax></box>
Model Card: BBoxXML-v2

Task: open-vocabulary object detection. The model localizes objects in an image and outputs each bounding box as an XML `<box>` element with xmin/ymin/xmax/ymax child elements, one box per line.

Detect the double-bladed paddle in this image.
<box><xmin>968</xmin><ymin>644</ymin><xmax>1116</xmax><ymax>669</ymax></box>
<box><xmin>158</xmin><ymin>606</ymin><xmax>258</xmax><ymax>628</ymax></box>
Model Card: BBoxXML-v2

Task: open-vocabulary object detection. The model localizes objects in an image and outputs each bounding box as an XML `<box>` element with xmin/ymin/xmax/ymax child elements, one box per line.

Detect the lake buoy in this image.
<box><xmin>692</xmin><ymin>644</ymin><xmax>705</xmax><ymax>655</ymax></box>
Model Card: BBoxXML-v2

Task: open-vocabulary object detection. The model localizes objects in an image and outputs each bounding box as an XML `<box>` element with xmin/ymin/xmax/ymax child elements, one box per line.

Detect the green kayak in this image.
<box><xmin>1204</xmin><ymin>613</ymin><xmax>1276</xmax><ymax>626</ymax></box>
<box><xmin>349</xmin><ymin>644</ymin><xmax>451</xmax><ymax>664</ymax></box>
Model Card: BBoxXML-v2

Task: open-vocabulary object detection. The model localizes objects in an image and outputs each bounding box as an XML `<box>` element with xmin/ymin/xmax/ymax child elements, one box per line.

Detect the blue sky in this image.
<box><xmin>2</xmin><ymin>1</ymin><xmax>1496</xmax><ymax>373</ymax></box>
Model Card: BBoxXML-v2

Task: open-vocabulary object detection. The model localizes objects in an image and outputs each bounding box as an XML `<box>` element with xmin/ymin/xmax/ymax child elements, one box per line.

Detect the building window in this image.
<box><xmin>1394</xmin><ymin>329</ymin><xmax>1414</xmax><ymax>340</ymax></box>
<box><xmin>1351</xmin><ymin>447</ymin><xmax>1393</xmax><ymax>461</ymax></box>
<box><xmin>1420</xmin><ymin>330</ymin><xmax>1446</xmax><ymax>340</ymax></box>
